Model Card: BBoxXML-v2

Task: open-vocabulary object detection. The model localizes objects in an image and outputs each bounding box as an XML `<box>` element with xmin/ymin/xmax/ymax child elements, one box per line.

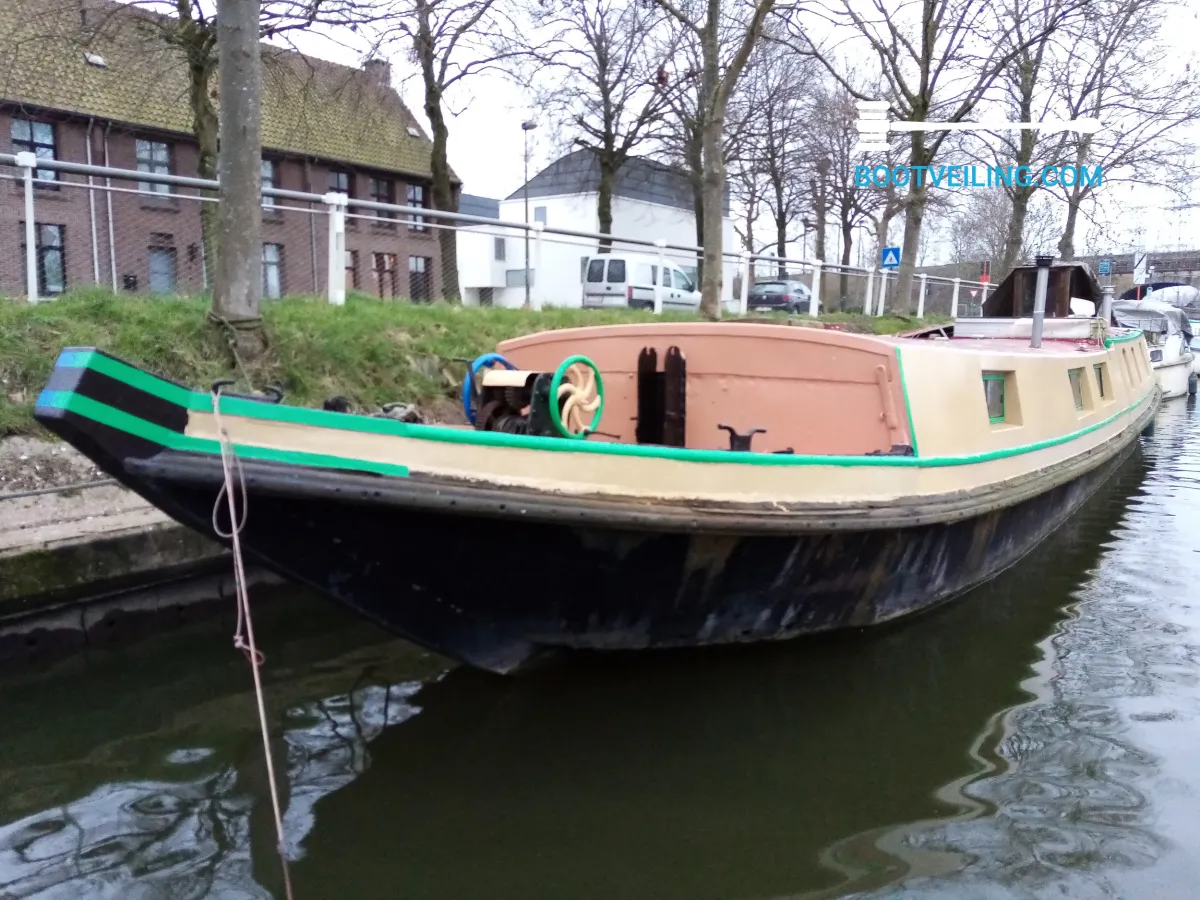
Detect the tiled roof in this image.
<box><xmin>506</xmin><ymin>149</ymin><xmax>729</xmax><ymax>215</ymax></box>
<box><xmin>459</xmin><ymin>194</ymin><xmax>500</xmax><ymax>218</ymax></box>
<box><xmin>0</xmin><ymin>0</ymin><xmax>452</xmax><ymax>182</ymax></box>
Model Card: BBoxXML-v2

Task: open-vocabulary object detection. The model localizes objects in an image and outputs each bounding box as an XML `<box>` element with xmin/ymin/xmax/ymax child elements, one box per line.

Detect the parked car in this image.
<box><xmin>582</xmin><ymin>253</ymin><xmax>702</xmax><ymax>311</ymax></box>
<box><xmin>746</xmin><ymin>280</ymin><xmax>819</xmax><ymax>314</ymax></box>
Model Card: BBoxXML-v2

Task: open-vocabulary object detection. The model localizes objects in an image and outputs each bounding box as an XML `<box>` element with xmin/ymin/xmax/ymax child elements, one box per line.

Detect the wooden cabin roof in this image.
<box><xmin>983</xmin><ymin>262</ymin><xmax>1102</xmax><ymax>318</ymax></box>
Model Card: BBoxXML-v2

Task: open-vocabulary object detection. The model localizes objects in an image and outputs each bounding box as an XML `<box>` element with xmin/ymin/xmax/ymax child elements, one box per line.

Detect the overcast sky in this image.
<box><xmin>283</xmin><ymin>3</ymin><xmax>1200</xmax><ymax>262</ymax></box>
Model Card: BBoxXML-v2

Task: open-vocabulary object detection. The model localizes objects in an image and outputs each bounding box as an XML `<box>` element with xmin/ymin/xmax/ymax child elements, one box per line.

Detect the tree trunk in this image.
<box><xmin>1058</xmin><ymin>194</ymin><xmax>1081</xmax><ymax>260</ymax></box>
<box><xmin>813</xmin><ymin>178</ymin><xmax>827</xmax><ymax>263</ymax></box>
<box><xmin>1000</xmin><ymin>186</ymin><xmax>1033</xmax><ymax>277</ymax></box>
<box><xmin>424</xmin><ymin>83</ymin><xmax>459</xmax><ymax>301</ymax></box>
<box><xmin>999</xmin><ymin>114</ymin><xmax>1037</xmax><ymax>277</ymax></box>
<box><xmin>893</xmin><ymin>138</ymin><xmax>931</xmax><ymax>316</ymax></box>
<box><xmin>597</xmin><ymin>155</ymin><xmax>616</xmax><ymax>252</ymax></box>
<box><xmin>699</xmin><ymin>114</ymin><xmax>725</xmax><ymax>320</ymax></box>
<box><xmin>214</xmin><ymin>0</ymin><xmax>265</xmax><ymax>360</ymax></box>
<box><xmin>839</xmin><ymin>216</ymin><xmax>853</xmax><ymax>311</ymax></box>
<box><xmin>189</xmin><ymin>56</ymin><xmax>219</xmax><ymax>292</ymax></box>
<box><xmin>687</xmin><ymin>135</ymin><xmax>705</xmax><ymax>284</ymax></box>
<box><xmin>775</xmin><ymin>214</ymin><xmax>787</xmax><ymax>278</ymax></box>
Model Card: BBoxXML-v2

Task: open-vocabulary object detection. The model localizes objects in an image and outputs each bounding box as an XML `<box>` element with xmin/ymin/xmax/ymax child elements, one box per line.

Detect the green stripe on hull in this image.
<box><xmin>58</xmin><ymin>349</ymin><xmax>1156</xmax><ymax>470</ymax></box>
<box><xmin>45</xmin><ymin>391</ymin><xmax>410</xmax><ymax>478</ymax></box>
<box><xmin>894</xmin><ymin>347</ymin><xmax>920</xmax><ymax>457</ymax></box>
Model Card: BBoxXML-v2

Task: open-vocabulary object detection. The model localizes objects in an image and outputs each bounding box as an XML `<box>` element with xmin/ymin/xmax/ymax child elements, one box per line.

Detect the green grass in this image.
<box><xmin>0</xmin><ymin>290</ymin><xmax>944</xmax><ymax>437</ymax></box>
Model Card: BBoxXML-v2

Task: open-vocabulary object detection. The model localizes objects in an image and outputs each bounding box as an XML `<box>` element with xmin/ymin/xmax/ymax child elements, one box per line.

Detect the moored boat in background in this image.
<box><xmin>1111</xmin><ymin>298</ymin><xmax>1195</xmax><ymax>399</ymax></box>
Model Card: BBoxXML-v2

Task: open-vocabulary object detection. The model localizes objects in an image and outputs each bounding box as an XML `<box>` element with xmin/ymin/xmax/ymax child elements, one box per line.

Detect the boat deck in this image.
<box><xmin>887</xmin><ymin>335</ymin><xmax>1118</xmax><ymax>354</ymax></box>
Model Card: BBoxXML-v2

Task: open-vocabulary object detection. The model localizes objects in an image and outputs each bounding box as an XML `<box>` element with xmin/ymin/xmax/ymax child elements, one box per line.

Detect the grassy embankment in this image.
<box><xmin>0</xmin><ymin>290</ymin><xmax>942</xmax><ymax>438</ymax></box>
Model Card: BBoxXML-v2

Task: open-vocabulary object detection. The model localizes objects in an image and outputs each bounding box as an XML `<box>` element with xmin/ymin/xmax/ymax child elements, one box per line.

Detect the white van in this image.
<box><xmin>582</xmin><ymin>253</ymin><xmax>702</xmax><ymax>311</ymax></box>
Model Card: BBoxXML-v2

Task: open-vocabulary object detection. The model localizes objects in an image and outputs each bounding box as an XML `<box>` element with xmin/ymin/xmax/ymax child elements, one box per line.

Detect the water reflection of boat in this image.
<box><xmin>289</xmin><ymin>451</ymin><xmax>1148</xmax><ymax>900</ymax></box>
<box><xmin>0</xmin><ymin>596</ymin><xmax>441</xmax><ymax>899</ymax></box>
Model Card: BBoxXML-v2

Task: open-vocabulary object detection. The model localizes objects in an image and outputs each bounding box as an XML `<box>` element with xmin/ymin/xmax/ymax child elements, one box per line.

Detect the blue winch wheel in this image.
<box><xmin>462</xmin><ymin>353</ymin><xmax>516</xmax><ymax>425</ymax></box>
<box><xmin>549</xmin><ymin>354</ymin><xmax>605</xmax><ymax>439</ymax></box>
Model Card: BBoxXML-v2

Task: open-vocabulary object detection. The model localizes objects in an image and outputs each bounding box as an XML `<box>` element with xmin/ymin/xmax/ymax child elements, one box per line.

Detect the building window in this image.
<box><xmin>345</xmin><ymin>249</ymin><xmax>359</xmax><ymax>290</ymax></box>
<box><xmin>373</xmin><ymin>252</ymin><xmax>398</xmax><ymax>298</ymax></box>
<box><xmin>478</xmin><ymin>287</ymin><xmax>494</xmax><ymax>307</ymax></box>
<box><xmin>262</xmin><ymin>243</ymin><xmax>283</xmax><ymax>298</ymax></box>
<box><xmin>261</xmin><ymin>159</ymin><xmax>279</xmax><ymax>208</ymax></box>
<box><xmin>329</xmin><ymin>169</ymin><xmax>352</xmax><ymax>197</ymax></box>
<box><xmin>11</xmin><ymin>118</ymin><xmax>57</xmax><ymax>186</ymax></box>
<box><xmin>136</xmin><ymin>139</ymin><xmax>171</xmax><ymax>194</ymax></box>
<box><xmin>494</xmin><ymin>237</ymin><xmax>506</xmax><ymax>261</ymax></box>
<box><xmin>534</xmin><ymin>206</ymin><xmax>547</xmax><ymax>225</ymax></box>
<box><xmin>982</xmin><ymin>372</ymin><xmax>1005</xmax><ymax>423</ymax></box>
<box><xmin>148</xmin><ymin>246</ymin><xmax>177</xmax><ymax>293</ymax></box>
<box><xmin>407</xmin><ymin>184</ymin><xmax>428</xmax><ymax>231</ymax></box>
<box><xmin>19</xmin><ymin>223</ymin><xmax>66</xmax><ymax>295</ymax></box>
<box><xmin>370</xmin><ymin>177</ymin><xmax>396</xmax><ymax>219</ymax></box>
<box><xmin>409</xmin><ymin>255</ymin><xmax>431</xmax><ymax>301</ymax></box>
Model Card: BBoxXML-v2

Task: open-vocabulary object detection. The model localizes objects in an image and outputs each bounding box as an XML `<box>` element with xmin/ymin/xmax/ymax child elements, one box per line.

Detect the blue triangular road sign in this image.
<box><xmin>881</xmin><ymin>247</ymin><xmax>901</xmax><ymax>269</ymax></box>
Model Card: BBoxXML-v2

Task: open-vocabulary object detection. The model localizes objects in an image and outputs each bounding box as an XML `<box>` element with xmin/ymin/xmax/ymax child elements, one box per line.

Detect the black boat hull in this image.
<box><xmin>110</xmin><ymin>437</ymin><xmax>1140</xmax><ymax>674</ymax></box>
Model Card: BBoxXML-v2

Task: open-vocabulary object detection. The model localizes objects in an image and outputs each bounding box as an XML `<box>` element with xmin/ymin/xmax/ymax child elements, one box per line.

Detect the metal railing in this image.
<box><xmin>0</xmin><ymin>152</ymin><xmax>990</xmax><ymax>316</ymax></box>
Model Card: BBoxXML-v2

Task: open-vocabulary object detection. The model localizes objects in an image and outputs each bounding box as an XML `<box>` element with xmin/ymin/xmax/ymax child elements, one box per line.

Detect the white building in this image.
<box><xmin>457</xmin><ymin>150</ymin><xmax>736</xmax><ymax>308</ymax></box>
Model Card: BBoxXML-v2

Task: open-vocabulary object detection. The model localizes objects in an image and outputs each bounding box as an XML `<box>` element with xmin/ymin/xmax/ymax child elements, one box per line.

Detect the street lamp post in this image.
<box><xmin>521</xmin><ymin>120</ymin><xmax>537</xmax><ymax>309</ymax></box>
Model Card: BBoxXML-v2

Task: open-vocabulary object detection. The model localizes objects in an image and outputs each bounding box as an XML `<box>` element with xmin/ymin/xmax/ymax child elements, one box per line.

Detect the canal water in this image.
<box><xmin>0</xmin><ymin>402</ymin><xmax>1198</xmax><ymax>900</ymax></box>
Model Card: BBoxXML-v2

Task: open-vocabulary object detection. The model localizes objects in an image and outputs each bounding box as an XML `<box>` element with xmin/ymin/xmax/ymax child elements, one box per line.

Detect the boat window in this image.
<box><xmin>1122</xmin><ymin>349</ymin><xmax>1135</xmax><ymax>385</ymax></box>
<box><xmin>1068</xmin><ymin>367</ymin><xmax>1085</xmax><ymax>410</ymax></box>
<box><xmin>607</xmin><ymin>259</ymin><xmax>626</xmax><ymax>282</ymax></box>
<box><xmin>1094</xmin><ymin>363</ymin><xmax>1107</xmax><ymax>399</ymax></box>
<box><xmin>982</xmin><ymin>372</ymin><xmax>1005</xmax><ymax>422</ymax></box>
<box><xmin>586</xmin><ymin>259</ymin><xmax>605</xmax><ymax>283</ymax></box>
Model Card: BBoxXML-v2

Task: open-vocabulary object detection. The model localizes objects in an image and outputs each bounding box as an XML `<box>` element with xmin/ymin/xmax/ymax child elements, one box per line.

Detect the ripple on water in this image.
<box><xmin>848</xmin><ymin>403</ymin><xmax>1200</xmax><ymax>899</ymax></box>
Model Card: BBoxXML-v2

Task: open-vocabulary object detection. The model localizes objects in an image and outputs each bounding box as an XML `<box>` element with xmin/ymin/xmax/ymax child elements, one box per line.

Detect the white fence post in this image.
<box><xmin>324</xmin><ymin>191</ymin><xmax>347</xmax><ymax>305</ymax></box>
<box><xmin>17</xmin><ymin>151</ymin><xmax>38</xmax><ymax>303</ymax></box>
<box><xmin>809</xmin><ymin>260</ymin><xmax>822</xmax><ymax>316</ymax></box>
<box><xmin>864</xmin><ymin>268</ymin><xmax>875</xmax><ymax>314</ymax></box>
<box><xmin>876</xmin><ymin>271</ymin><xmax>888</xmax><ymax>316</ymax></box>
<box><xmin>739</xmin><ymin>251</ymin><xmax>750</xmax><ymax>316</ymax></box>
<box><xmin>951</xmin><ymin>277</ymin><xmax>961</xmax><ymax>318</ymax></box>
<box><xmin>532</xmin><ymin>222</ymin><xmax>544</xmax><ymax>311</ymax></box>
<box><xmin>980</xmin><ymin>282</ymin><xmax>989</xmax><ymax>314</ymax></box>
<box><xmin>917</xmin><ymin>273</ymin><xmax>928</xmax><ymax>318</ymax></box>
<box><xmin>654</xmin><ymin>238</ymin><xmax>667</xmax><ymax>315</ymax></box>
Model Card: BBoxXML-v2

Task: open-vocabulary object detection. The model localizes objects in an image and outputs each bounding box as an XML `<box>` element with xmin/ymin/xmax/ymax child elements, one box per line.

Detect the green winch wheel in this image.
<box><xmin>549</xmin><ymin>355</ymin><xmax>605</xmax><ymax>439</ymax></box>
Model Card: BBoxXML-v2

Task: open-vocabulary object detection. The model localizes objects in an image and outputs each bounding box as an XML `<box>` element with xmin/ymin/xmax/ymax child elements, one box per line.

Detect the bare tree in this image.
<box><xmin>382</xmin><ymin>0</ymin><xmax>521</xmax><ymax>301</ymax></box>
<box><xmin>802</xmin><ymin>77</ymin><xmax>887</xmax><ymax>308</ymax></box>
<box><xmin>646</xmin><ymin>0</ymin><xmax>779</xmax><ymax>318</ymax></box>
<box><xmin>977</xmin><ymin>0</ymin><xmax>1074</xmax><ymax>275</ymax></box>
<box><xmin>947</xmin><ymin>189</ymin><xmax>1060</xmax><ymax>268</ymax></box>
<box><xmin>737</xmin><ymin>43</ymin><xmax>815</xmax><ymax>275</ymax></box>
<box><xmin>1048</xmin><ymin>0</ymin><xmax>1200</xmax><ymax>258</ymax></box>
<box><xmin>518</xmin><ymin>0</ymin><xmax>675</xmax><ymax>249</ymax></box>
<box><xmin>214</xmin><ymin>0</ymin><xmax>265</xmax><ymax>356</ymax></box>
<box><xmin>781</xmin><ymin>0</ymin><xmax>1082</xmax><ymax>313</ymax></box>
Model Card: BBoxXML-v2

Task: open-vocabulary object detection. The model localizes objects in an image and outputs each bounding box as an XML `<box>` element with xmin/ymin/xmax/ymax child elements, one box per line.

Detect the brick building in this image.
<box><xmin>0</xmin><ymin>0</ymin><xmax>457</xmax><ymax>301</ymax></box>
